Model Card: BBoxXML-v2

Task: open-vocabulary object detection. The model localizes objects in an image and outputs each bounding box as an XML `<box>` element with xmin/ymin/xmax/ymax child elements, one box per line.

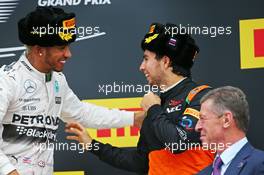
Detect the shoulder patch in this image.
<box><xmin>2</xmin><ymin>61</ymin><xmax>16</xmax><ymax>72</ymax></box>
<box><xmin>186</xmin><ymin>85</ymin><xmax>210</xmax><ymax>104</ymax></box>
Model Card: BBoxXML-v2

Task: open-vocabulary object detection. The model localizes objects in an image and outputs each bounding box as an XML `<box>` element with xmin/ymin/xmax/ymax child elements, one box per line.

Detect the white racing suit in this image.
<box><xmin>0</xmin><ymin>53</ymin><xmax>134</xmax><ymax>175</ymax></box>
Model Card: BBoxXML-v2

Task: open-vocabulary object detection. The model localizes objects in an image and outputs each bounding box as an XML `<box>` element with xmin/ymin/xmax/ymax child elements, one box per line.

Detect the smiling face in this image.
<box><xmin>41</xmin><ymin>45</ymin><xmax>72</xmax><ymax>72</ymax></box>
<box><xmin>195</xmin><ymin>99</ymin><xmax>224</xmax><ymax>147</ymax></box>
<box><xmin>139</xmin><ymin>50</ymin><xmax>165</xmax><ymax>86</ymax></box>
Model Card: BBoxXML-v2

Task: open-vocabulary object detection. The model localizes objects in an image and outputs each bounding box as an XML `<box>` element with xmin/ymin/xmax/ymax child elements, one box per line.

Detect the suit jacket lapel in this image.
<box><xmin>224</xmin><ymin>143</ymin><xmax>253</xmax><ymax>175</ymax></box>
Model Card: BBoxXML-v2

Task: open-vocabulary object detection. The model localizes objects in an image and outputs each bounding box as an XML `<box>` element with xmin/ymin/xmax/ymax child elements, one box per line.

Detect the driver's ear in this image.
<box><xmin>34</xmin><ymin>45</ymin><xmax>46</xmax><ymax>57</ymax></box>
<box><xmin>161</xmin><ymin>55</ymin><xmax>171</xmax><ymax>69</ymax></box>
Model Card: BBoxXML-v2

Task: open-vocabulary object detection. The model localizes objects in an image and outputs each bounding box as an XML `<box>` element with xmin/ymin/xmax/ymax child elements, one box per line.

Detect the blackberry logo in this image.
<box><xmin>3</xmin><ymin>124</ymin><xmax>57</xmax><ymax>143</ymax></box>
<box><xmin>16</xmin><ymin>126</ymin><xmax>27</xmax><ymax>135</ymax></box>
<box><xmin>15</xmin><ymin>126</ymin><xmax>57</xmax><ymax>141</ymax></box>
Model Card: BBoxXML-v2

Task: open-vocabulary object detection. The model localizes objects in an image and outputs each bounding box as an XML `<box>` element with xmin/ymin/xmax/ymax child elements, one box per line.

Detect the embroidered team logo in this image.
<box><xmin>24</xmin><ymin>79</ymin><xmax>37</xmax><ymax>93</ymax></box>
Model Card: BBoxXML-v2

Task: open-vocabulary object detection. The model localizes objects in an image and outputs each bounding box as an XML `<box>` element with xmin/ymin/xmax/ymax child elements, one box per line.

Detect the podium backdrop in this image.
<box><xmin>0</xmin><ymin>0</ymin><xmax>263</xmax><ymax>174</ymax></box>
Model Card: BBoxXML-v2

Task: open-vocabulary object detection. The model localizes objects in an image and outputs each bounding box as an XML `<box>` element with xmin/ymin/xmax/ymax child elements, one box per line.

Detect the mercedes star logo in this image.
<box><xmin>24</xmin><ymin>79</ymin><xmax>37</xmax><ymax>93</ymax></box>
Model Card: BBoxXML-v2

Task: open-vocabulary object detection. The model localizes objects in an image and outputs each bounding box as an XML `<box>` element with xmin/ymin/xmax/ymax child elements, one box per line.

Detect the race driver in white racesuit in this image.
<box><xmin>0</xmin><ymin>6</ymin><xmax>144</xmax><ymax>175</ymax></box>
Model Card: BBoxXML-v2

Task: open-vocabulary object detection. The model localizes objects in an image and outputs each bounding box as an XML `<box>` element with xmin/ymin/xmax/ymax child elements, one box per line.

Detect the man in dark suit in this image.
<box><xmin>195</xmin><ymin>86</ymin><xmax>264</xmax><ymax>175</ymax></box>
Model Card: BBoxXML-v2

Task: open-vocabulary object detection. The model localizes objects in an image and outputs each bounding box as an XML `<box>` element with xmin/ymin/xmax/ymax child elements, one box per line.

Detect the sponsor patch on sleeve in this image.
<box><xmin>183</xmin><ymin>108</ymin><xmax>200</xmax><ymax>119</ymax></box>
<box><xmin>186</xmin><ymin>85</ymin><xmax>210</xmax><ymax>104</ymax></box>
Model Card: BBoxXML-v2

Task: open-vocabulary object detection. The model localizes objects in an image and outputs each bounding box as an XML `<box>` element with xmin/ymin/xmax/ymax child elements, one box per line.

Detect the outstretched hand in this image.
<box><xmin>65</xmin><ymin>122</ymin><xmax>92</xmax><ymax>146</ymax></box>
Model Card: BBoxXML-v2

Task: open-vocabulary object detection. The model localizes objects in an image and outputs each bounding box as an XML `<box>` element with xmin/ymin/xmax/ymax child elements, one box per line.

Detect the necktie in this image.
<box><xmin>213</xmin><ymin>156</ymin><xmax>223</xmax><ymax>175</ymax></box>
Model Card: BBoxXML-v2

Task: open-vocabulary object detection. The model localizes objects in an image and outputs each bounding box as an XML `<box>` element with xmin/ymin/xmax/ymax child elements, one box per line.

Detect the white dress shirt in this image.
<box><xmin>213</xmin><ymin>137</ymin><xmax>248</xmax><ymax>175</ymax></box>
